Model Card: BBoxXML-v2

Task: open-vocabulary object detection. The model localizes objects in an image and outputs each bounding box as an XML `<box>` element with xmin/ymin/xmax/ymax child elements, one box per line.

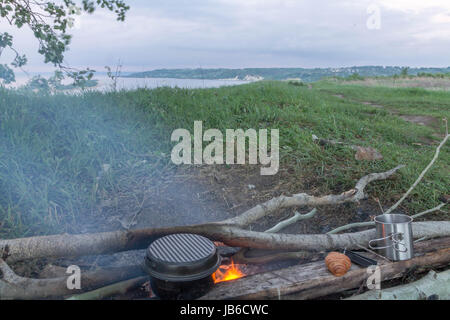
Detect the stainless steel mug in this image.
<box><xmin>368</xmin><ymin>214</ymin><xmax>414</xmax><ymax>261</ymax></box>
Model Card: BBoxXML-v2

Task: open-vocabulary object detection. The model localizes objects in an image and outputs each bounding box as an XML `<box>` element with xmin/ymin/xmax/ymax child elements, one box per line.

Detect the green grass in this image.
<box><xmin>315</xmin><ymin>80</ymin><xmax>450</xmax><ymax>119</ymax></box>
<box><xmin>0</xmin><ymin>80</ymin><xmax>448</xmax><ymax>238</ymax></box>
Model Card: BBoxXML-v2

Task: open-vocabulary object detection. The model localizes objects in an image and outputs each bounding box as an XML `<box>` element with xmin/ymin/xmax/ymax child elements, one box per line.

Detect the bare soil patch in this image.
<box><xmin>179</xmin><ymin>164</ymin><xmax>380</xmax><ymax>234</ymax></box>
<box><xmin>327</xmin><ymin>91</ymin><xmax>442</xmax><ymax>143</ymax></box>
<box><xmin>398</xmin><ymin>114</ymin><xmax>440</xmax><ymax>128</ymax></box>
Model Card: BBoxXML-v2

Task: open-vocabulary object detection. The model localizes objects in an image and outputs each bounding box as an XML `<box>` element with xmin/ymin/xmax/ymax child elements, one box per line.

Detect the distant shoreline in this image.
<box><xmin>124</xmin><ymin>66</ymin><xmax>450</xmax><ymax>82</ymax></box>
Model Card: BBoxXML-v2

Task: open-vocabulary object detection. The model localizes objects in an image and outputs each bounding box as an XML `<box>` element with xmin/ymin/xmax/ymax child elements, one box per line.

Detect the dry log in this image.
<box><xmin>0</xmin><ymin>262</ymin><xmax>145</xmax><ymax>300</ymax></box>
<box><xmin>2</xmin><ymin>220</ymin><xmax>449</xmax><ymax>265</ymax></box>
<box><xmin>233</xmin><ymin>249</ymin><xmax>312</xmax><ymax>264</ymax></box>
<box><xmin>66</xmin><ymin>276</ymin><xmax>148</xmax><ymax>300</ymax></box>
<box><xmin>38</xmin><ymin>264</ymin><xmax>68</xmax><ymax>278</ymax></box>
<box><xmin>190</xmin><ymin>221</ymin><xmax>450</xmax><ymax>251</ymax></box>
<box><xmin>412</xmin><ymin>236</ymin><xmax>450</xmax><ymax>252</ymax></box>
<box><xmin>2</xmin><ymin>218</ymin><xmax>450</xmax><ymax>265</ymax></box>
<box><xmin>200</xmin><ymin>237</ymin><xmax>450</xmax><ymax>300</ymax></box>
<box><xmin>346</xmin><ymin>270</ymin><xmax>450</xmax><ymax>300</ymax></box>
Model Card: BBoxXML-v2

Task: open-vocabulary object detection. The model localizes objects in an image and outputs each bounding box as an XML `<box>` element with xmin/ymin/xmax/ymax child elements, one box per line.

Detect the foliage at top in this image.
<box><xmin>0</xmin><ymin>0</ymin><xmax>129</xmax><ymax>85</ymax></box>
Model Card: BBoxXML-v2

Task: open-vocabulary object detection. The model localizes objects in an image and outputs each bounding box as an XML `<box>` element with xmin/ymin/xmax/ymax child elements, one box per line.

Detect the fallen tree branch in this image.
<box><xmin>329</xmin><ymin>126</ymin><xmax>448</xmax><ymax>234</ymax></box>
<box><xmin>384</xmin><ymin>130</ymin><xmax>449</xmax><ymax>214</ymax></box>
<box><xmin>327</xmin><ymin>221</ymin><xmax>374</xmax><ymax>235</ymax></box>
<box><xmin>233</xmin><ymin>209</ymin><xmax>317</xmax><ymax>264</ymax></box>
<box><xmin>222</xmin><ymin>165</ymin><xmax>405</xmax><ymax>227</ymax></box>
<box><xmin>203</xmin><ymin>221</ymin><xmax>450</xmax><ymax>251</ymax></box>
<box><xmin>1</xmin><ymin>220</ymin><xmax>449</xmax><ymax>265</ymax></box>
<box><xmin>265</xmin><ymin>209</ymin><xmax>317</xmax><ymax>233</ymax></box>
<box><xmin>232</xmin><ymin>250</ymin><xmax>312</xmax><ymax>265</ymax></box>
<box><xmin>346</xmin><ymin>270</ymin><xmax>450</xmax><ymax>300</ymax></box>
<box><xmin>327</xmin><ymin>203</ymin><xmax>447</xmax><ymax>234</ymax></box>
<box><xmin>66</xmin><ymin>276</ymin><xmax>148</xmax><ymax>300</ymax></box>
<box><xmin>0</xmin><ymin>260</ymin><xmax>145</xmax><ymax>300</ymax></box>
<box><xmin>354</xmin><ymin>244</ymin><xmax>391</xmax><ymax>262</ymax></box>
<box><xmin>312</xmin><ymin>134</ymin><xmax>383</xmax><ymax>160</ymax></box>
<box><xmin>412</xmin><ymin>202</ymin><xmax>447</xmax><ymax>219</ymax></box>
<box><xmin>0</xmin><ymin>166</ymin><xmax>406</xmax><ymax>263</ymax></box>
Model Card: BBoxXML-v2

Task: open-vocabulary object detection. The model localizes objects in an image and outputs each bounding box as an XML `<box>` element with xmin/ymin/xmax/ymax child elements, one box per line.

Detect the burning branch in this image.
<box><xmin>212</xmin><ymin>260</ymin><xmax>244</xmax><ymax>284</ymax></box>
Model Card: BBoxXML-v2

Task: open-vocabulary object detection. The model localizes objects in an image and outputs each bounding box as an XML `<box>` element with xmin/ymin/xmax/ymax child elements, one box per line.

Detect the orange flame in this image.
<box><xmin>212</xmin><ymin>260</ymin><xmax>245</xmax><ymax>283</ymax></box>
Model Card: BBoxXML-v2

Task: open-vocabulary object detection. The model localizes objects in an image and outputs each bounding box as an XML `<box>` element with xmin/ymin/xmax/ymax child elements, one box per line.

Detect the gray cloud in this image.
<box><xmin>2</xmin><ymin>0</ymin><xmax>450</xmax><ymax>72</ymax></box>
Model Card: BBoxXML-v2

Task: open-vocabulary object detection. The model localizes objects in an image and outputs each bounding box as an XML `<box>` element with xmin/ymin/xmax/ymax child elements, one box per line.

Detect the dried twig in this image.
<box><xmin>233</xmin><ymin>209</ymin><xmax>317</xmax><ymax>264</ymax></box>
<box><xmin>327</xmin><ymin>203</ymin><xmax>446</xmax><ymax>234</ymax></box>
<box><xmin>224</xmin><ymin>165</ymin><xmax>405</xmax><ymax>228</ymax></box>
<box><xmin>327</xmin><ymin>221</ymin><xmax>375</xmax><ymax>235</ymax></box>
<box><xmin>354</xmin><ymin>244</ymin><xmax>391</xmax><ymax>263</ymax></box>
<box><xmin>384</xmin><ymin>128</ymin><xmax>449</xmax><ymax>214</ymax></box>
<box><xmin>412</xmin><ymin>203</ymin><xmax>447</xmax><ymax>219</ymax></box>
<box><xmin>265</xmin><ymin>209</ymin><xmax>317</xmax><ymax>233</ymax></box>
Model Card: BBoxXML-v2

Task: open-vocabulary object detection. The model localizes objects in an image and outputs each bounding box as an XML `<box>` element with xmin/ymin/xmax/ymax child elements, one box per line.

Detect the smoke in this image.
<box><xmin>0</xmin><ymin>86</ymin><xmax>229</xmax><ymax>239</ymax></box>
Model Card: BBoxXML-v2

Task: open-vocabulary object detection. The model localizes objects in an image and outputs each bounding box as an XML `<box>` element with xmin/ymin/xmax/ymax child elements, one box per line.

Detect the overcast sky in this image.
<box><xmin>2</xmin><ymin>0</ymin><xmax>450</xmax><ymax>72</ymax></box>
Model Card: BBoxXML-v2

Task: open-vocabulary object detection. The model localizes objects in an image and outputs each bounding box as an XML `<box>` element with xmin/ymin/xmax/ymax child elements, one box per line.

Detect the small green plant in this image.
<box><xmin>346</xmin><ymin>73</ymin><xmax>365</xmax><ymax>81</ymax></box>
<box><xmin>417</xmin><ymin>72</ymin><xmax>448</xmax><ymax>79</ymax></box>
<box><xmin>21</xmin><ymin>72</ymin><xmax>98</xmax><ymax>93</ymax></box>
<box><xmin>287</xmin><ymin>79</ymin><xmax>305</xmax><ymax>86</ymax></box>
<box><xmin>24</xmin><ymin>76</ymin><xmax>51</xmax><ymax>93</ymax></box>
<box><xmin>400</xmin><ymin>67</ymin><xmax>409</xmax><ymax>77</ymax></box>
<box><xmin>105</xmin><ymin>61</ymin><xmax>123</xmax><ymax>92</ymax></box>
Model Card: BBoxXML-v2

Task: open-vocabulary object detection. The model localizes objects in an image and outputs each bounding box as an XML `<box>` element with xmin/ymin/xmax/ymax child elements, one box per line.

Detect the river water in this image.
<box><xmin>8</xmin><ymin>74</ymin><xmax>250</xmax><ymax>91</ymax></box>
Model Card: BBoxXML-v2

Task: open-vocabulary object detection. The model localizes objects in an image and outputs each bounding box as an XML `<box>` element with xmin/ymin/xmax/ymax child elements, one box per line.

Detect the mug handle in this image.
<box><xmin>392</xmin><ymin>234</ymin><xmax>408</xmax><ymax>253</ymax></box>
<box><xmin>368</xmin><ymin>232</ymin><xmax>403</xmax><ymax>250</ymax></box>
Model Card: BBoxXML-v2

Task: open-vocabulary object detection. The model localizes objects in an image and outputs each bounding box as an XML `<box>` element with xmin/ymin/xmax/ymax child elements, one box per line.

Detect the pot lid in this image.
<box><xmin>144</xmin><ymin>233</ymin><xmax>221</xmax><ymax>282</ymax></box>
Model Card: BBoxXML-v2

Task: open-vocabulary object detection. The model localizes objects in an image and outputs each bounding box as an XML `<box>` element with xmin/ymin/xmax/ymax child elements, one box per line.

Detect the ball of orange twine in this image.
<box><xmin>325</xmin><ymin>252</ymin><xmax>351</xmax><ymax>276</ymax></box>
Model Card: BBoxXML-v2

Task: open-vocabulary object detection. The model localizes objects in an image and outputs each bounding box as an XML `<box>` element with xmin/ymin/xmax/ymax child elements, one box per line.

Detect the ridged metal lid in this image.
<box><xmin>144</xmin><ymin>233</ymin><xmax>221</xmax><ymax>281</ymax></box>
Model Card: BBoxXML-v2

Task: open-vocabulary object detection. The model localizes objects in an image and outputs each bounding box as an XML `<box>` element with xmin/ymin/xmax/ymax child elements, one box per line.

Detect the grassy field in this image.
<box><xmin>340</xmin><ymin>76</ymin><xmax>450</xmax><ymax>92</ymax></box>
<box><xmin>317</xmin><ymin>79</ymin><xmax>450</xmax><ymax>117</ymax></box>
<box><xmin>0</xmin><ymin>80</ymin><xmax>448</xmax><ymax>239</ymax></box>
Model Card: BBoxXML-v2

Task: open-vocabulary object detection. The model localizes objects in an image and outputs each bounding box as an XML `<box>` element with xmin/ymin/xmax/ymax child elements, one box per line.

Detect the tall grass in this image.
<box><xmin>0</xmin><ymin>81</ymin><xmax>448</xmax><ymax>238</ymax></box>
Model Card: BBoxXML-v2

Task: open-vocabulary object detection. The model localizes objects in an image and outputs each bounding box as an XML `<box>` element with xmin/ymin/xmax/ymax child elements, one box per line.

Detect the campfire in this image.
<box><xmin>212</xmin><ymin>260</ymin><xmax>245</xmax><ymax>283</ymax></box>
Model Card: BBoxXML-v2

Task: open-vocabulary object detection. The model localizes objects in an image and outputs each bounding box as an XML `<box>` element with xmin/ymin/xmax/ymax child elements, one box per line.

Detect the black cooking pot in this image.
<box><xmin>143</xmin><ymin>233</ymin><xmax>221</xmax><ymax>299</ymax></box>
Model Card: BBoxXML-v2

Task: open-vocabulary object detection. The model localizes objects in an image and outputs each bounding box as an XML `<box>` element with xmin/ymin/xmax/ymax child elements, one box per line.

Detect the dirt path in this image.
<box><xmin>328</xmin><ymin>92</ymin><xmax>441</xmax><ymax>134</ymax></box>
